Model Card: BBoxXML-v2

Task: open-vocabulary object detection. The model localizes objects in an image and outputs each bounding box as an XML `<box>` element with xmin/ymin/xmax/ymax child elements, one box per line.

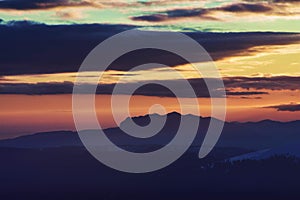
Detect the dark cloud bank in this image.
<box><xmin>1</xmin><ymin>76</ymin><xmax>299</xmax><ymax>97</ymax></box>
<box><xmin>0</xmin><ymin>20</ymin><xmax>299</xmax><ymax>76</ymax></box>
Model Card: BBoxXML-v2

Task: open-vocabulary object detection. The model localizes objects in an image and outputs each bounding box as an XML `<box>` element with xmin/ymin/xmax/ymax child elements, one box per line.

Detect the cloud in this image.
<box><xmin>219</xmin><ymin>3</ymin><xmax>272</xmax><ymax>13</ymax></box>
<box><xmin>224</xmin><ymin>76</ymin><xmax>300</xmax><ymax>91</ymax></box>
<box><xmin>132</xmin><ymin>14</ymin><xmax>168</xmax><ymax>22</ymax></box>
<box><xmin>131</xmin><ymin>2</ymin><xmax>274</xmax><ymax>22</ymax></box>
<box><xmin>0</xmin><ymin>0</ymin><xmax>97</xmax><ymax>10</ymax></box>
<box><xmin>0</xmin><ymin>81</ymin><xmax>74</xmax><ymax>95</ymax></box>
<box><xmin>0</xmin><ymin>21</ymin><xmax>299</xmax><ymax>76</ymax></box>
<box><xmin>226</xmin><ymin>91</ymin><xmax>268</xmax><ymax>96</ymax></box>
<box><xmin>2</xmin><ymin>76</ymin><xmax>298</xmax><ymax>97</ymax></box>
<box><xmin>0</xmin><ymin>79</ymin><xmax>218</xmax><ymax>97</ymax></box>
<box><xmin>0</xmin><ymin>22</ymin><xmax>137</xmax><ymax>75</ymax></box>
<box><xmin>265</xmin><ymin>103</ymin><xmax>300</xmax><ymax>112</ymax></box>
<box><xmin>240</xmin><ymin>96</ymin><xmax>262</xmax><ymax>99</ymax></box>
<box><xmin>0</xmin><ymin>0</ymin><xmax>189</xmax><ymax>11</ymax></box>
<box><xmin>132</xmin><ymin>8</ymin><xmax>218</xmax><ymax>22</ymax></box>
<box><xmin>247</xmin><ymin>0</ymin><xmax>300</xmax><ymax>3</ymax></box>
<box><xmin>55</xmin><ymin>10</ymin><xmax>83</xmax><ymax>19</ymax></box>
<box><xmin>131</xmin><ymin>1</ymin><xmax>300</xmax><ymax>23</ymax></box>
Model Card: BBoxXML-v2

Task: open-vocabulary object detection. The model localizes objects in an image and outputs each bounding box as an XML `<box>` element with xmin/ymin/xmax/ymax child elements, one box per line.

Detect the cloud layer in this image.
<box><xmin>132</xmin><ymin>3</ymin><xmax>275</xmax><ymax>22</ymax></box>
<box><xmin>1</xmin><ymin>76</ymin><xmax>299</xmax><ymax>97</ymax></box>
<box><xmin>0</xmin><ymin>0</ymin><xmax>95</xmax><ymax>10</ymax></box>
<box><xmin>224</xmin><ymin>76</ymin><xmax>300</xmax><ymax>91</ymax></box>
<box><xmin>0</xmin><ymin>21</ymin><xmax>299</xmax><ymax>76</ymax></box>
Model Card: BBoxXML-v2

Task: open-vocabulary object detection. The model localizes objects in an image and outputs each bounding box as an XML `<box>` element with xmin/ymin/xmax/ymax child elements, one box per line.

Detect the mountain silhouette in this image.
<box><xmin>1</xmin><ymin>112</ymin><xmax>300</xmax><ymax>199</ymax></box>
<box><xmin>0</xmin><ymin>112</ymin><xmax>299</xmax><ymax>155</ymax></box>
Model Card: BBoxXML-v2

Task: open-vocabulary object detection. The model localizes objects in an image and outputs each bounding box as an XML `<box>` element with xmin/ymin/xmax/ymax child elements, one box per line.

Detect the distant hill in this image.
<box><xmin>0</xmin><ymin>131</ymin><xmax>81</xmax><ymax>148</ymax></box>
<box><xmin>1</xmin><ymin>113</ymin><xmax>300</xmax><ymax>199</ymax></box>
<box><xmin>0</xmin><ymin>112</ymin><xmax>299</xmax><ymax>155</ymax></box>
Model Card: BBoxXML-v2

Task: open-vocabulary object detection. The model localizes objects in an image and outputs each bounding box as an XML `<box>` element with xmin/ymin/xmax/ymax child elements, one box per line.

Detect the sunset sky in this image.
<box><xmin>0</xmin><ymin>0</ymin><xmax>300</xmax><ymax>138</ymax></box>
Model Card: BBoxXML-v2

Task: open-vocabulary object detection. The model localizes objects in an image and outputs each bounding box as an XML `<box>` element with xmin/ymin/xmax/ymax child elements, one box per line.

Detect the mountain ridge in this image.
<box><xmin>0</xmin><ymin>112</ymin><xmax>299</xmax><ymax>154</ymax></box>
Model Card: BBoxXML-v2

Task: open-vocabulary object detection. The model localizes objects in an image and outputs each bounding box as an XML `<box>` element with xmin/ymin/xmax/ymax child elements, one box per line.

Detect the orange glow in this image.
<box><xmin>1</xmin><ymin>91</ymin><xmax>300</xmax><ymax>138</ymax></box>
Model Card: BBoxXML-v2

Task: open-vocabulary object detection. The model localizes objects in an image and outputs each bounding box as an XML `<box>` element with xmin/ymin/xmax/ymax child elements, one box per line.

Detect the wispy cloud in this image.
<box><xmin>265</xmin><ymin>102</ymin><xmax>300</xmax><ymax>112</ymax></box>
<box><xmin>131</xmin><ymin>2</ymin><xmax>300</xmax><ymax>23</ymax></box>
<box><xmin>132</xmin><ymin>8</ymin><xmax>218</xmax><ymax>22</ymax></box>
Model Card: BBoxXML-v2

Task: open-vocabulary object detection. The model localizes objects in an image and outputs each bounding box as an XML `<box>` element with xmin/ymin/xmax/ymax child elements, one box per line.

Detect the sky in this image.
<box><xmin>0</xmin><ymin>0</ymin><xmax>300</xmax><ymax>138</ymax></box>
